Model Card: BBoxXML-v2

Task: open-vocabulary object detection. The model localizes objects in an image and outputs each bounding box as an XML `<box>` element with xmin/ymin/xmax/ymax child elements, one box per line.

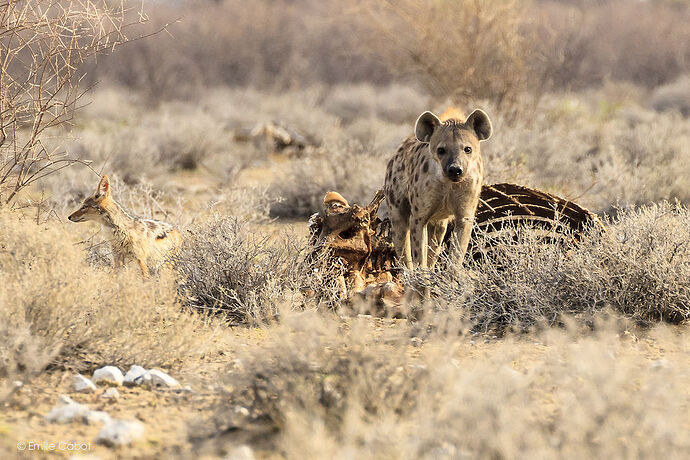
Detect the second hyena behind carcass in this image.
<box><xmin>384</xmin><ymin>107</ymin><xmax>492</xmax><ymax>270</ymax></box>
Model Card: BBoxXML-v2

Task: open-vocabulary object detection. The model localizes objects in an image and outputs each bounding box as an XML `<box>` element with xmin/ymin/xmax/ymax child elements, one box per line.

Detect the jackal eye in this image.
<box><xmin>464</xmin><ymin>146</ymin><xmax>472</xmax><ymax>154</ymax></box>
<box><xmin>437</xmin><ymin>147</ymin><xmax>446</xmax><ymax>156</ymax></box>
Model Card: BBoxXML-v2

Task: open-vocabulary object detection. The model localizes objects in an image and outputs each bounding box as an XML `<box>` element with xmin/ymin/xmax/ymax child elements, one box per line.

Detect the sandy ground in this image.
<box><xmin>1</xmin><ymin>320</ymin><xmax>682</xmax><ymax>460</ymax></box>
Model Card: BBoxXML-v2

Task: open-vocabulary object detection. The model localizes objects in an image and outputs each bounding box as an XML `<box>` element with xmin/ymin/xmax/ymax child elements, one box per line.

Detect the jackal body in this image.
<box><xmin>68</xmin><ymin>175</ymin><xmax>182</xmax><ymax>277</ymax></box>
<box><xmin>384</xmin><ymin>108</ymin><xmax>492</xmax><ymax>269</ymax></box>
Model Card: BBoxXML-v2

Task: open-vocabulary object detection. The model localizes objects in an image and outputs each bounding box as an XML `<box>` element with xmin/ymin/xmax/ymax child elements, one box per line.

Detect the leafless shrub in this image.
<box><xmin>268</xmin><ymin>141</ymin><xmax>387</xmax><ymax>218</ymax></box>
<box><xmin>320</xmin><ymin>84</ymin><xmax>430</xmax><ymax>124</ymax></box>
<box><xmin>0</xmin><ymin>0</ymin><xmax>147</xmax><ymax>205</ymax></box>
<box><xmin>175</xmin><ymin>216</ymin><xmax>309</xmax><ymax>324</ymax></box>
<box><xmin>360</xmin><ymin>0</ymin><xmax>539</xmax><ymax>110</ymax></box>
<box><xmin>86</xmin><ymin>0</ymin><xmax>393</xmax><ymax>101</ymax></box>
<box><xmin>535</xmin><ymin>0</ymin><xmax>690</xmax><ymax>89</ymax></box>
<box><xmin>423</xmin><ymin>203</ymin><xmax>690</xmax><ymax>330</ymax></box>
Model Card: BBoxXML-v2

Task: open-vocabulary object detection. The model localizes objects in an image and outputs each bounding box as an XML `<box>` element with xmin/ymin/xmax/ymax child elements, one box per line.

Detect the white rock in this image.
<box><xmin>73</xmin><ymin>374</ymin><xmax>97</xmax><ymax>393</ymax></box>
<box><xmin>148</xmin><ymin>369</ymin><xmax>179</xmax><ymax>388</ymax></box>
<box><xmin>133</xmin><ymin>372</ymin><xmax>152</xmax><ymax>386</ymax></box>
<box><xmin>95</xmin><ymin>419</ymin><xmax>145</xmax><ymax>446</ymax></box>
<box><xmin>92</xmin><ymin>366</ymin><xmax>124</xmax><ymax>386</ymax></box>
<box><xmin>224</xmin><ymin>445</ymin><xmax>256</xmax><ymax>460</ymax></box>
<box><xmin>45</xmin><ymin>397</ymin><xmax>91</xmax><ymax>423</ymax></box>
<box><xmin>85</xmin><ymin>410</ymin><xmax>112</xmax><ymax>425</ymax></box>
<box><xmin>59</xmin><ymin>394</ymin><xmax>76</xmax><ymax>405</ymax></box>
<box><xmin>233</xmin><ymin>406</ymin><xmax>250</xmax><ymax>417</ymax></box>
<box><xmin>101</xmin><ymin>388</ymin><xmax>120</xmax><ymax>400</ymax></box>
<box><xmin>123</xmin><ymin>365</ymin><xmax>148</xmax><ymax>386</ymax></box>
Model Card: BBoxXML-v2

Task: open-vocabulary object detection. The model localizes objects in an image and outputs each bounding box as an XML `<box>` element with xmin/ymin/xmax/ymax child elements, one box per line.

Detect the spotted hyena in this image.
<box><xmin>383</xmin><ymin>107</ymin><xmax>492</xmax><ymax>269</ymax></box>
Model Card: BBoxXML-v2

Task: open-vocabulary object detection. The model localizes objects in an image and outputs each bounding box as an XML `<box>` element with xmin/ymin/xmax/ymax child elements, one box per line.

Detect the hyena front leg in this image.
<box><xmin>427</xmin><ymin>219</ymin><xmax>449</xmax><ymax>269</ymax></box>
<box><xmin>410</xmin><ymin>217</ymin><xmax>432</xmax><ymax>300</ymax></box>
<box><xmin>452</xmin><ymin>215</ymin><xmax>474</xmax><ymax>263</ymax></box>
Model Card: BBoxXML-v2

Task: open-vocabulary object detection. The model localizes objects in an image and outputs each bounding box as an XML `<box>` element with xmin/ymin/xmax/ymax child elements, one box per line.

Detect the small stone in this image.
<box><xmin>124</xmin><ymin>365</ymin><xmax>148</xmax><ymax>386</ymax></box>
<box><xmin>95</xmin><ymin>419</ymin><xmax>145</xmax><ymax>446</ymax></box>
<box><xmin>12</xmin><ymin>380</ymin><xmax>23</xmax><ymax>389</ymax></box>
<box><xmin>651</xmin><ymin>359</ymin><xmax>671</xmax><ymax>370</ymax></box>
<box><xmin>224</xmin><ymin>445</ymin><xmax>256</xmax><ymax>460</ymax></box>
<box><xmin>133</xmin><ymin>372</ymin><xmax>152</xmax><ymax>386</ymax></box>
<box><xmin>148</xmin><ymin>369</ymin><xmax>179</xmax><ymax>388</ymax></box>
<box><xmin>59</xmin><ymin>395</ymin><xmax>76</xmax><ymax>405</ymax></box>
<box><xmin>92</xmin><ymin>366</ymin><xmax>124</xmax><ymax>386</ymax></box>
<box><xmin>73</xmin><ymin>374</ymin><xmax>98</xmax><ymax>393</ymax></box>
<box><xmin>45</xmin><ymin>396</ymin><xmax>91</xmax><ymax>423</ymax></box>
<box><xmin>233</xmin><ymin>406</ymin><xmax>250</xmax><ymax>417</ymax></box>
<box><xmin>102</xmin><ymin>388</ymin><xmax>120</xmax><ymax>400</ymax></box>
<box><xmin>410</xmin><ymin>337</ymin><xmax>423</xmax><ymax>348</ymax></box>
<box><xmin>85</xmin><ymin>410</ymin><xmax>112</xmax><ymax>425</ymax></box>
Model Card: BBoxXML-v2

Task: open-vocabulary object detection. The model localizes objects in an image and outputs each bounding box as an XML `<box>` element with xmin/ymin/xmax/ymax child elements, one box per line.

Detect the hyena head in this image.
<box><xmin>68</xmin><ymin>175</ymin><xmax>112</xmax><ymax>223</ymax></box>
<box><xmin>415</xmin><ymin>109</ymin><xmax>492</xmax><ymax>183</ymax></box>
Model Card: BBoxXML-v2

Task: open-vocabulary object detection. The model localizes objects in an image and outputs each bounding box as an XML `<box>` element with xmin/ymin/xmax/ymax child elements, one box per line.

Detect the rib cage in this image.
<box><xmin>465</xmin><ymin>183</ymin><xmax>604</xmax><ymax>260</ymax></box>
<box><xmin>474</xmin><ymin>183</ymin><xmax>603</xmax><ymax>235</ymax></box>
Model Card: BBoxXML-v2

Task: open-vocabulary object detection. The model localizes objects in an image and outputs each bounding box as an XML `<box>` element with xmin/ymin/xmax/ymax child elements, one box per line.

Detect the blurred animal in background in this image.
<box><xmin>68</xmin><ymin>175</ymin><xmax>182</xmax><ymax>277</ymax></box>
<box><xmin>384</xmin><ymin>107</ymin><xmax>492</xmax><ymax>269</ymax></box>
<box><xmin>233</xmin><ymin>121</ymin><xmax>319</xmax><ymax>157</ymax></box>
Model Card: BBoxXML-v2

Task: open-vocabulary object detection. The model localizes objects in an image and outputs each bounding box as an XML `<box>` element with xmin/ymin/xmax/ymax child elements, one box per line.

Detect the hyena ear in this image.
<box><xmin>415</xmin><ymin>111</ymin><xmax>442</xmax><ymax>143</ymax></box>
<box><xmin>96</xmin><ymin>175</ymin><xmax>111</xmax><ymax>198</ymax></box>
<box><xmin>465</xmin><ymin>109</ymin><xmax>492</xmax><ymax>141</ymax></box>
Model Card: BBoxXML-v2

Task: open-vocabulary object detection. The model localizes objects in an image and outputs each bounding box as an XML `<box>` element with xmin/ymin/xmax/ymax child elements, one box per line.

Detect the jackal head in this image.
<box><xmin>68</xmin><ymin>175</ymin><xmax>112</xmax><ymax>223</ymax></box>
<box><xmin>415</xmin><ymin>109</ymin><xmax>492</xmax><ymax>183</ymax></box>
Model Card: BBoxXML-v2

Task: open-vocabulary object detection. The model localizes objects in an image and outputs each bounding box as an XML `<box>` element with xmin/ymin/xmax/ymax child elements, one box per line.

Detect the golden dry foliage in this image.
<box><xmin>0</xmin><ymin>209</ymin><xmax>227</xmax><ymax>401</ymax></box>
<box><xmin>0</xmin><ymin>0</ymin><xmax>147</xmax><ymax>204</ymax></box>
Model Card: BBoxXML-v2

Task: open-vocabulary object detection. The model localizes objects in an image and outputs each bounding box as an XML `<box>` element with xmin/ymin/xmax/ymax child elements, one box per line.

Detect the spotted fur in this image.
<box><xmin>383</xmin><ymin>108</ymin><xmax>492</xmax><ymax>270</ymax></box>
<box><xmin>68</xmin><ymin>175</ymin><xmax>182</xmax><ymax>277</ymax></box>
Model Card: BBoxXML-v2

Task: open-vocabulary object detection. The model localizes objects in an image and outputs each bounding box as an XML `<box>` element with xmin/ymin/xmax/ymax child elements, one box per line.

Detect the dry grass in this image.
<box><xmin>419</xmin><ymin>203</ymin><xmax>690</xmax><ymax>331</ymax></box>
<box><xmin>202</xmin><ymin>310</ymin><xmax>690</xmax><ymax>459</ymax></box>
<box><xmin>0</xmin><ymin>209</ymin><xmax>227</xmax><ymax>399</ymax></box>
<box><xmin>2</xmin><ymin>1</ymin><xmax>689</xmax><ymax>457</ymax></box>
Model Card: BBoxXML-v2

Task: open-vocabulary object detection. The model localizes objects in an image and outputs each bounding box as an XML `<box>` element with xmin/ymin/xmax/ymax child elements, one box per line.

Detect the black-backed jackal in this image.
<box><xmin>68</xmin><ymin>175</ymin><xmax>182</xmax><ymax>277</ymax></box>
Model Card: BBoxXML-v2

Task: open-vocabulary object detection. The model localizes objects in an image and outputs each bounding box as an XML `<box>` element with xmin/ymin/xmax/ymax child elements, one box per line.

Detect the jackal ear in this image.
<box><xmin>96</xmin><ymin>175</ymin><xmax>111</xmax><ymax>198</ymax></box>
<box><xmin>465</xmin><ymin>109</ymin><xmax>492</xmax><ymax>141</ymax></box>
<box><xmin>415</xmin><ymin>111</ymin><xmax>441</xmax><ymax>143</ymax></box>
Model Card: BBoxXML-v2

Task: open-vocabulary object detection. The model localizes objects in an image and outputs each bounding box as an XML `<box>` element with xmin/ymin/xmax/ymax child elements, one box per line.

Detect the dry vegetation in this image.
<box><xmin>2</xmin><ymin>0</ymin><xmax>690</xmax><ymax>458</ymax></box>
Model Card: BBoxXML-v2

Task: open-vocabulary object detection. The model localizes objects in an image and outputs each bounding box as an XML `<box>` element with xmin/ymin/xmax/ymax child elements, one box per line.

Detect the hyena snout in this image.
<box><xmin>445</xmin><ymin>163</ymin><xmax>463</xmax><ymax>182</ymax></box>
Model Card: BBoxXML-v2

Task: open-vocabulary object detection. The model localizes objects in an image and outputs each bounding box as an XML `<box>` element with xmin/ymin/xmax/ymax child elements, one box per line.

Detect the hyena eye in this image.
<box><xmin>437</xmin><ymin>147</ymin><xmax>446</xmax><ymax>155</ymax></box>
<box><xmin>464</xmin><ymin>146</ymin><xmax>472</xmax><ymax>154</ymax></box>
